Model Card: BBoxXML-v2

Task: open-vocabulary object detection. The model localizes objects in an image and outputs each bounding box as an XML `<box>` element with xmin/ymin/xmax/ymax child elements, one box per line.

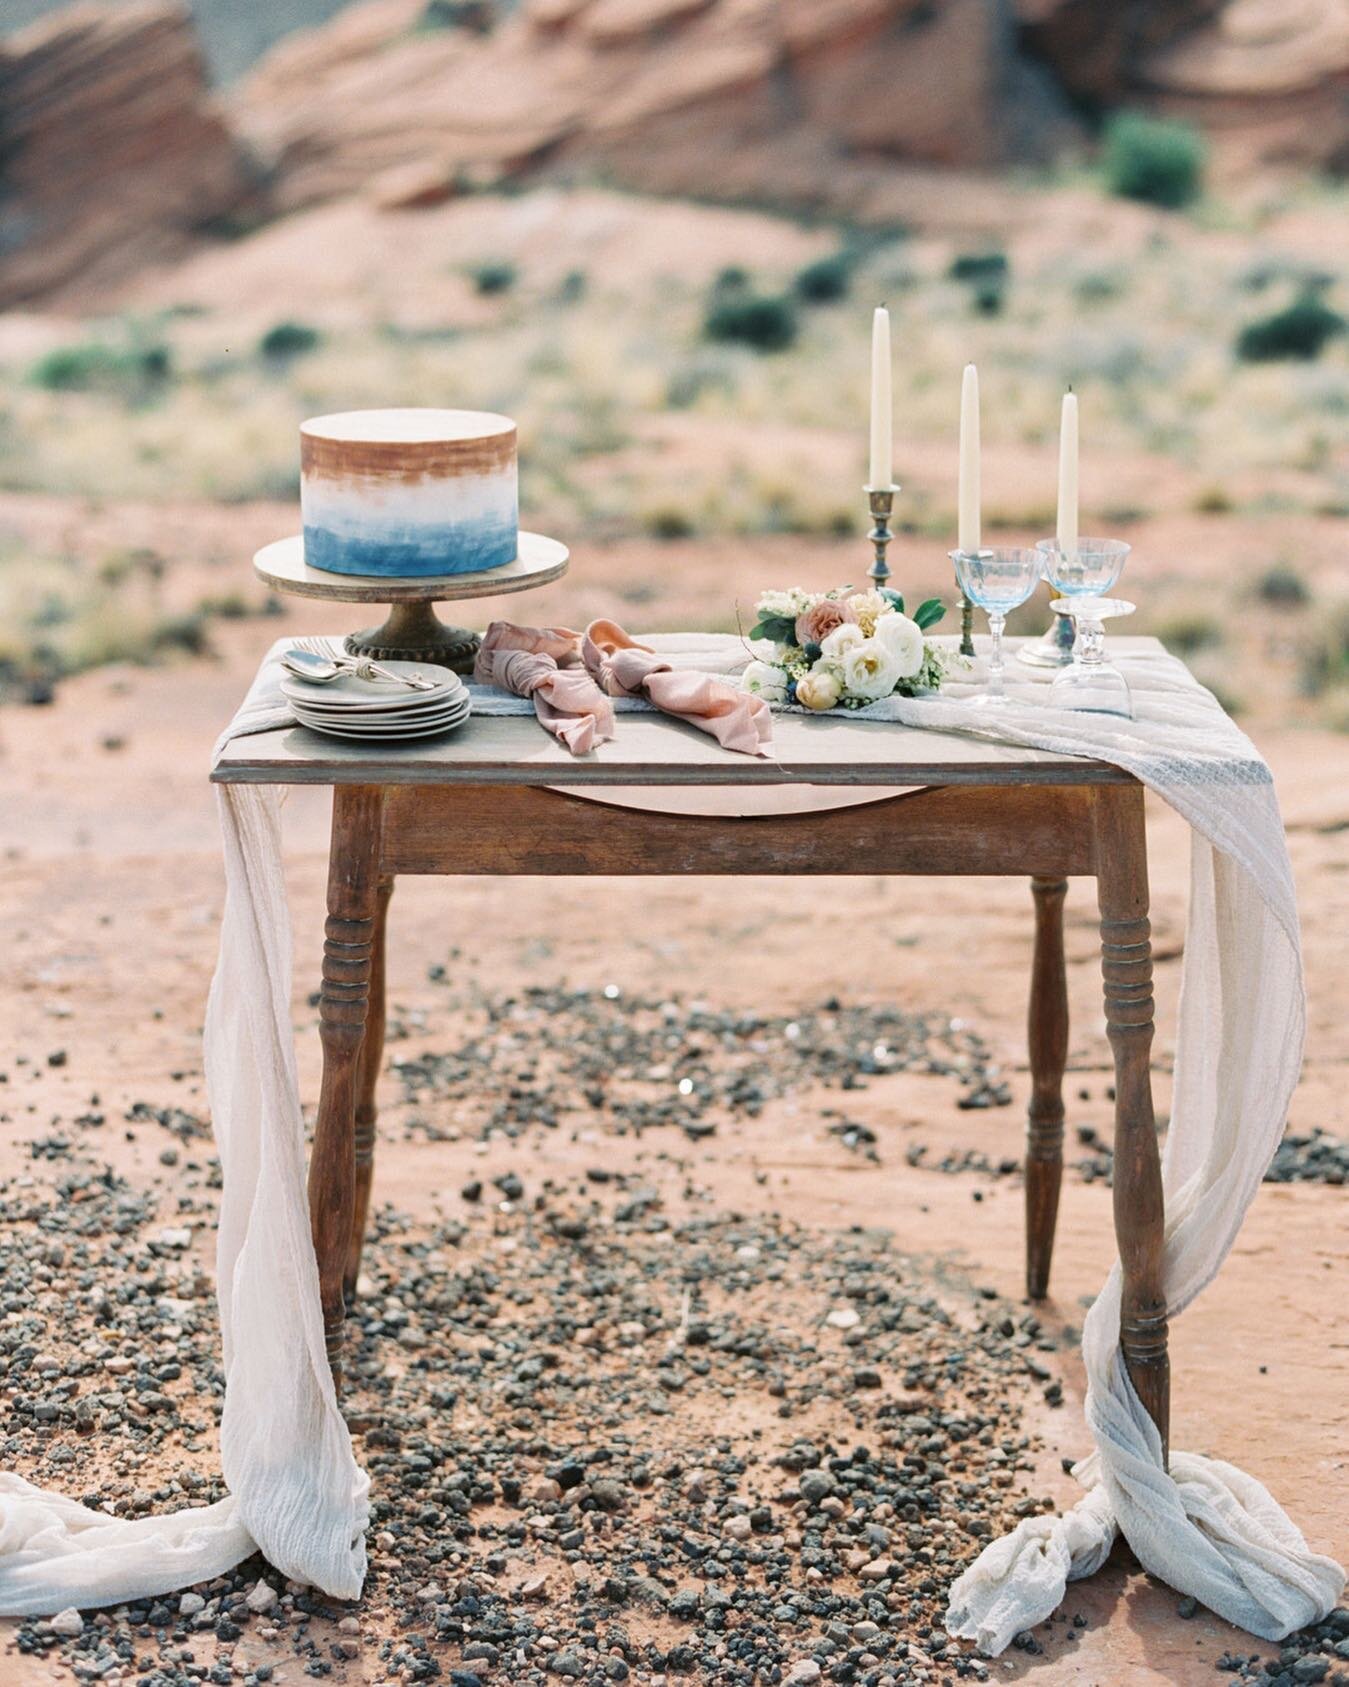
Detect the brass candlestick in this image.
<box><xmin>865</xmin><ymin>484</ymin><xmax>899</xmax><ymax>587</ymax></box>
<box><xmin>949</xmin><ymin>551</ymin><xmax>985</xmax><ymax>658</ymax></box>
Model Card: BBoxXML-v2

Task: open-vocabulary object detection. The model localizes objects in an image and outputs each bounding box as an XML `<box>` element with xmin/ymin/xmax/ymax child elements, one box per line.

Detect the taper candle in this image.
<box><xmin>957</xmin><ymin>363</ymin><xmax>980</xmax><ymax>554</ymax></box>
<box><xmin>1057</xmin><ymin>389</ymin><xmax>1079</xmax><ymax>558</ymax></box>
<box><xmin>869</xmin><ymin>306</ymin><xmax>892</xmax><ymax>489</ymax></box>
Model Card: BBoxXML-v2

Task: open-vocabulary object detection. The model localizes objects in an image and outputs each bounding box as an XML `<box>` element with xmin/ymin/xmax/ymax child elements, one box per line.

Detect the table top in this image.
<box><xmin>213</xmin><ymin>637</ymin><xmax>1162</xmax><ymax>789</ymax></box>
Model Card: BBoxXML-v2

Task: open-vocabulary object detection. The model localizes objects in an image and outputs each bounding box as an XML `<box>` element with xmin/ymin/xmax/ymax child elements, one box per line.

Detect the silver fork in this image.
<box><xmin>295</xmin><ymin>636</ymin><xmax>438</xmax><ymax>691</ymax></box>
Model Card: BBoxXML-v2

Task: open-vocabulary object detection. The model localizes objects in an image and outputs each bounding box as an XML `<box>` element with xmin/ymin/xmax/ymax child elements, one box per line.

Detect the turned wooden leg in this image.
<box><xmin>344</xmin><ymin>875</ymin><xmax>393</xmax><ymax>1303</ymax></box>
<box><xmin>1026</xmin><ymin>876</ymin><xmax>1068</xmax><ymax>1300</ymax></box>
<box><xmin>309</xmin><ymin>785</ymin><xmax>384</xmax><ymax>1392</ymax></box>
<box><xmin>1094</xmin><ymin>785</ymin><xmax>1170</xmax><ymax>1461</ymax></box>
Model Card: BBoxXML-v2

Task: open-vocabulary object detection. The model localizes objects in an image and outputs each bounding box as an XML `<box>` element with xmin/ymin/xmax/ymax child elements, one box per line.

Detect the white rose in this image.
<box><xmin>742</xmin><ymin>660</ymin><xmax>790</xmax><ymax>704</ymax></box>
<box><xmin>846</xmin><ymin>589</ymin><xmax>889</xmax><ymax>636</ymax></box>
<box><xmin>757</xmin><ymin>588</ymin><xmax>810</xmax><ymax>619</ymax></box>
<box><xmin>873</xmin><ymin>611</ymin><xmax>925</xmax><ymax>679</ymax></box>
<box><xmin>821</xmin><ymin>622</ymin><xmax>865</xmax><ymax>661</ymax></box>
<box><xmin>796</xmin><ymin>668</ymin><xmax>842</xmax><ymax>711</ymax></box>
<box><xmin>842</xmin><ymin>638</ymin><xmax>901</xmax><ymax>701</ymax></box>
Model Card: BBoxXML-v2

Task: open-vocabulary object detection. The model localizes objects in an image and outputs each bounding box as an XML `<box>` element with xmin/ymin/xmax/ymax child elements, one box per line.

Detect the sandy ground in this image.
<box><xmin>2</xmin><ymin>576</ymin><xmax>1346</xmax><ymax>1684</ymax></box>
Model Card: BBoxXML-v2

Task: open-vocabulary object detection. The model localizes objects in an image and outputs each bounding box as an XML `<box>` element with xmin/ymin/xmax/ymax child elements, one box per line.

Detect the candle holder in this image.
<box><xmin>949</xmin><ymin>552</ymin><xmax>983</xmax><ymax>657</ymax></box>
<box><xmin>865</xmin><ymin>484</ymin><xmax>899</xmax><ymax>588</ymax></box>
<box><xmin>1017</xmin><ymin>604</ymin><xmax>1077</xmax><ymax>669</ymax></box>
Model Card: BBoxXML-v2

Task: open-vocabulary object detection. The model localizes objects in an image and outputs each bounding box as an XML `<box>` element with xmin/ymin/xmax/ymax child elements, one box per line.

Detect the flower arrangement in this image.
<box><xmin>743</xmin><ymin>586</ymin><xmax>947</xmax><ymax>711</ymax></box>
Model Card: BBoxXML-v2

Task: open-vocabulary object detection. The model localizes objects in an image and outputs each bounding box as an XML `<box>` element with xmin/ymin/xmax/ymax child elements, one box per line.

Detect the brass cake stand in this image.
<box><xmin>253</xmin><ymin>531</ymin><xmax>570</xmax><ymax>674</ymax></box>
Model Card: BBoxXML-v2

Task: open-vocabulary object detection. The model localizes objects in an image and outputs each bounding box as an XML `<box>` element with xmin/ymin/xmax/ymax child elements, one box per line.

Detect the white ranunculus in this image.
<box><xmin>820</xmin><ymin>622</ymin><xmax>865</xmax><ymax>661</ymax></box>
<box><xmin>742</xmin><ymin>659</ymin><xmax>790</xmax><ymax>704</ymax></box>
<box><xmin>842</xmin><ymin>638</ymin><xmax>902</xmax><ymax>702</ymax></box>
<box><xmin>873</xmin><ymin>611</ymin><xmax>925</xmax><ymax>679</ymax></box>
<box><xmin>796</xmin><ymin>667</ymin><xmax>842</xmax><ymax>711</ymax></box>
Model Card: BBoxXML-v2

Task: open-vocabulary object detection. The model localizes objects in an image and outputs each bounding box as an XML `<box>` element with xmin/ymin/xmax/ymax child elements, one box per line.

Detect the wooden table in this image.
<box><xmin>213</xmin><ymin>655</ymin><xmax>1170</xmax><ymax>1458</ymax></box>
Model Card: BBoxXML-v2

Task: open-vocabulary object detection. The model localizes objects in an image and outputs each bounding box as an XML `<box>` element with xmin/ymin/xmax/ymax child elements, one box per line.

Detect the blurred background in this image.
<box><xmin>0</xmin><ymin>0</ymin><xmax>1345</xmax><ymax>728</ymax></box>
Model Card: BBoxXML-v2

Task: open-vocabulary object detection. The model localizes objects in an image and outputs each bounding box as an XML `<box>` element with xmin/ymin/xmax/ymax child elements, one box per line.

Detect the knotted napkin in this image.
<box><xmin>474</xmin><ymin>618</ymin><xmax>772</xmax><ymax>756</ymax></box>
<box><xmin>472</xmin><ymin>622</ymin><xmax>614</xmax><ymax>753</ymax></box>
<box><xmin>581</xmin><ymin>619</ymin><xmax>772</xmax><ymax>756</ymax></box>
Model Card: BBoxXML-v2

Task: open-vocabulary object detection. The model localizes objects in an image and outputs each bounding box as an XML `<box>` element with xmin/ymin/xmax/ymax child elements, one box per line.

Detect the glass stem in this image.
<box><xmin>1078</xmin><ymin>616</ymin><xmax>1105</xmax><ymax>668</ymax></box>
<box><xmin>988</xmin><ymin>612</ymin><xmax>1006</xmax><ymax>700</ymax></box>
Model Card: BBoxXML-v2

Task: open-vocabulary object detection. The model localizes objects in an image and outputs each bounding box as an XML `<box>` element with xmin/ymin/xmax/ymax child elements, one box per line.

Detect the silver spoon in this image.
<box><xmin>282</xmin><ymin>647</ymin><xmax>438</xmax><ymax>692</ymax></box>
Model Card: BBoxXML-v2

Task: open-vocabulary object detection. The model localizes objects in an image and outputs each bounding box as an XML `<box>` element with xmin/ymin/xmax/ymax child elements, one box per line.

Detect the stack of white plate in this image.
<box><xmin>281</xmin><ymin>661</ymin><xmax>470</xmax><ymax>741</ymax></box>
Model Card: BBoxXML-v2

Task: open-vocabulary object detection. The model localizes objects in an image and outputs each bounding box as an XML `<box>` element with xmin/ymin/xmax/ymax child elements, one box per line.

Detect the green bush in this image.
<box><xmin>1102</xmin><ymin>112</ymin><xmax>1205</xmax><ymax>209</ymax></box>
<box><xmin>1235</xmin><ymin>294</ymin><xmax>1345</xmax><ymax>362</ymax></box>
<box><xmin>703</xmin><ymin>291</ymin><xmax>798</xmax><ymax>353</ymax></box>
<box><xmin>471</xmin><ymin>260</ymin><xmax>517</xmax><ymax>296</ymax></box>
<box><xmin>258</xmin><ymin>321</ymin><xmax>321</xmax><ymax>361</ymax></box>
<box><xmin>30</xmin><ymin>340</ymin><xmax>171</xmax><ymax>397</ymax></box>
<box><xmin>794</xmin><ymin>252</ymin><xmax>854</xmax><ymax>304</ymax></box>
<box><xmin>949</xmin><ymin>250</ymin><xmax>1008</xmax><ymax>284</ymax></box>
<box><xmin>419</xmin><ymin>0</ymin><xmax>493</xmax><ymax>30</ymax></box>
<box><xmin>1254</xmin><ymin>564</ymin><xmax>1309</xmax><ymax>608</ymax></box>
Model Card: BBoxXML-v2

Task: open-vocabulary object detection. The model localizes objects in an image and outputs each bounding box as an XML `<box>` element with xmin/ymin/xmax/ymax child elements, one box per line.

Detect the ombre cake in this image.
<box><xmin>300</xmin><ymin>408</ymin><xmax>518</xmax><ymax>578</ymax></box>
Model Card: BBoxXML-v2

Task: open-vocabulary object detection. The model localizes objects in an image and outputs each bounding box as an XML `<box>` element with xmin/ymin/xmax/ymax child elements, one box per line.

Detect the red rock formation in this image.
<box><xmin>0</xmin><ymin>1</ymin><xmax>257</xmax><ymax>308</ymax></box>
<box><xmin>1017</xmin><ymin>0</ymin><xmax>1349</xmax><ymax>169</ymax></box>
<box><xmin>231</xmin><ymin>0</ymin><xmax>1072</xmax><ymax>221</ymax></box>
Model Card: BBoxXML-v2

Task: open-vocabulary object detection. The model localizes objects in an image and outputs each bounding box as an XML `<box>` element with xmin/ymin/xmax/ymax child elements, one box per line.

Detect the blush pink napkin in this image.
<box><xmin>473</xmin><ymin>623</ymin><xmax>614</xmax><ymax>754</ymax></box>
<box><xmin>581</xmin><ymin>619</ymin><xmax>772</xmax><ymax>757</ymax></box>
<box><xmin>475</xmin><ymin>619</ymin><xmax>773</xmax><ymax>757</ymax></box>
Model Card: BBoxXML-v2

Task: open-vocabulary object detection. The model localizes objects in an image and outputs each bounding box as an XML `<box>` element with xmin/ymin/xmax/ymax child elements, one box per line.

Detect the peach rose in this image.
<box><xmin>794</xmin><ymin>597</ymin><xmax>856</xmax><ymax>649</ymax></box>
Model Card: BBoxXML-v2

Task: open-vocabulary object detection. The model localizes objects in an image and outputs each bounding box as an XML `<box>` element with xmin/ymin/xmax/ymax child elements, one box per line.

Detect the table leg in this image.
<box><xmin>1094</xmin><ymin>785</ymin><xmax>1170</xmax><ymax>1461</ymax></box>
<box><xmin>309</xmin><ymin>785</ymin><xmax>384</xmax><ymax>1392</ymax></box>
<box><xmin>344</xmin><ymin>875</ymin><xmax>393</xmax><ymax>1304</ymax></box>
<box><xmin>1026</xmin><ymin>876</ymin><xmax>1068</xmax><ymax>1300</ymax></box>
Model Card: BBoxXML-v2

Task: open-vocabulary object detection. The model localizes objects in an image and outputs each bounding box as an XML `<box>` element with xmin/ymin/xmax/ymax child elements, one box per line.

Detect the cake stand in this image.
<box><xmin>253</xmin><ymin>531</ymin><xmax>569</xmax><ymax>674</ymax></box>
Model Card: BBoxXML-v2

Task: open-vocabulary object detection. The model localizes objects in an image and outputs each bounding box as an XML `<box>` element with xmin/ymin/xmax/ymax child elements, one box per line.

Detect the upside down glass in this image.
<box><xmin>948</xmin><ymin>548</ymin><xmax>1043</xmax><ymax>705</ymax></box>
<box><xmin>1036</xmin><ymin>538</ymin><xmax>1134</xmax><ymax>717</ymax></box>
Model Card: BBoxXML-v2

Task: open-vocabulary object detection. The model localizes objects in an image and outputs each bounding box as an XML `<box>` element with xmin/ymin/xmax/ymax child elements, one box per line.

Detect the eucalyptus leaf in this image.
<box><xmin>914</xmin><ymin>598</ymin><xmax>946</xmax><ymax>630</ymax></box>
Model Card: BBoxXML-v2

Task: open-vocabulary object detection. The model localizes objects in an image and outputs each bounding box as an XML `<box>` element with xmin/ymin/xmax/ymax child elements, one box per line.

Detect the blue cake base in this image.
<box><xmin>302</xmin><ymin>521</ymin><xmax>518</xmax><ymax>578</ymax></box>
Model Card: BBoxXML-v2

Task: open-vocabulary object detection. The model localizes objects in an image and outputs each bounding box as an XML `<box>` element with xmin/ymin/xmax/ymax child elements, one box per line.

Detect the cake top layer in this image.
<box><xmin>302</xmin><ymin>408</ymin><xmax>515</xmax><ymax>445</ymax></box>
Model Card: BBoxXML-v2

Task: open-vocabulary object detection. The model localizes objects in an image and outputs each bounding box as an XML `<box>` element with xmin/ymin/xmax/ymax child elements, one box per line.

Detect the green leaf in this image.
<box><xmin>750</xmin><ymin>613</ymin><xmax>798</xmax><ymax>645</ymax></box>
<box><xmin>914</xmin><ymin>598</ymin><xmax>946</xmax><ymax>630</ymax></box>
<box><xmin>880</xmin><ymin>588</ymin><xmax>905</xmax><ymax>613</ymax></box>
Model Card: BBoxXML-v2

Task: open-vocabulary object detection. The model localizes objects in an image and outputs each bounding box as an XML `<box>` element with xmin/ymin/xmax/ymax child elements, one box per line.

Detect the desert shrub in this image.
<box><xmin>471</xmin><ymin>260</ymin><xmax>517</xmax><ymax>296</ymax></box>
<box><xmin>714</xmin><ymin>266</ymin><xmax>750</xmax><ymax>293</ymax></box>
<box><xmin>794</xmin><ymin>251</ymin><xmax>854</xmax><ymax>304</ymax></box>
<box><xmin>642</xmin><ymin>506</ymin><xmax>695</xmax><ymax>540</ymax></box>
<box><xmin>703</xmin><ymin>290</ymin><xmax>798</xmax><ymax>353</ymax></box>
<box><xmin>949</xmin><ymin>250</ymin><xmax>1008</xmax><ymax>284</ymax></box>
<box><xmin>1255</xmin><ymin>564</ymin><xmax>1309</xmax><ymax>608</ymax></box>
<box><xmin>1192</xmin><ymin>486</ymin><xmax>1233</xmax><ymax>515</ymax></box>
<box><xmin>151</xmin><ymin>612</ymin><xmax>209</xmax><ymax>656</ymax></box>
<box><xmin>258</xmin><ymin>320</ymin><xmax>321</xmax><ymax>361</ymax></box>
<box><xmin>1102</xmin><ymin>112</ymin><xmax>1205</xmax><ymax>209</ymax></box>
<box><xmin>1235</xmin><ymin>294</ymin><xmax>1345</xmax><ymax>362</ymax></box>
<box><xmin>557</xmin><ymin>269</ymin><xmax>587</xmax><ymax>303</ymax></box>
<box><xmin>30</xmin><ymin>339</ymin><xmax>171</xmax><ymax>398</ymax></box>
<box><xmin>419</xmin><ymin>0</ymin><xmax>493</xmax><ymax>29</ymax></box>
<box><xmin>1157</xmin><ymin>613</ymin><xmax>1222</xmax><ymax>655</ymax></box>
<box><xmin>1298</xmin><ymin>607</ymin><xmax>1349</xmax><ymax>700</ymax></box>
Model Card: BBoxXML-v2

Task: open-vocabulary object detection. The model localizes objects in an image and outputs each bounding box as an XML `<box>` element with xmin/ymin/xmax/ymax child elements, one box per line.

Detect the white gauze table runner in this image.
<box><xmin>0</xmin><ymin>634</ymin><xmax>1341</xmax><ymax>1649</ymax></box>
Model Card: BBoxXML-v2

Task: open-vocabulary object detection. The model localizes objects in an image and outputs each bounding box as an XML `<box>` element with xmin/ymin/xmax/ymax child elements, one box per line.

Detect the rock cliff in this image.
<box><xmin>0</xmin><ymin>1</ymin><xmax>257</xmax><ymax>307</ymax></box>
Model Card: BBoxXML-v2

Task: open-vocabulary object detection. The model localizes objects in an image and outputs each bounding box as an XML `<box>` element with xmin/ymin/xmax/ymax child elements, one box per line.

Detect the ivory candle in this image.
<box><xmin>957</xmin><ymin>363</ymin><xmax>980</xmax><ymax>554</ymax></box>
<box><xmin>869</xmin><ymin>306</ymin><xmax>892</xmax><ymax>488</ymax></box>
<box><xmin>1057</xmin><ymin>389</ymin><xmax>1079</xmax><ymax>558</ymax></box>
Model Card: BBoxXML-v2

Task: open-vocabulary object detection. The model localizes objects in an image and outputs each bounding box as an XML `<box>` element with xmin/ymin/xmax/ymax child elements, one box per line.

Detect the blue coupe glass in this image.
<box><xmin>949</xmin><ymin>547</ymin><xmax>1043</xmax><ymax>705</ymax></box>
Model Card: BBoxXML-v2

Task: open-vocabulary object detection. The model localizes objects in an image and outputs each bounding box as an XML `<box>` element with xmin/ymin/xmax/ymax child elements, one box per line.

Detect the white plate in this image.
<box><xmin>295</xmin><ymin>697</ymin><xmax>469</xmax><ymax>731</ymax></box>
<box><xmin>294</xmin><ymin>694</ymin><xmax>468</xmax><ymax>726</ymax></box>
<box><xmin>281</xmin><ymin>658</ymin><xmax>462</xmax><ymax>710</ymax></box>
<box><xmin>296</xmin><ymin>710</ymin><xmax>471</xmax><ymax>742</ymax></box>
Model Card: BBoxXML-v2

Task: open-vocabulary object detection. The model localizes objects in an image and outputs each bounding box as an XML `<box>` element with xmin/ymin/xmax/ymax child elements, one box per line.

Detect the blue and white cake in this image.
<box><xmin>300</xmin><ymin>408</ymin><xmax>518</xmax><ymax>578</ymax></box>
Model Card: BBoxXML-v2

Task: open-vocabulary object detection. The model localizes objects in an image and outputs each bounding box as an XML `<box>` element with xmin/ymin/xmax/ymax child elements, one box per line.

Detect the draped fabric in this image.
<box><xmin>0</xmin><ymin>633</ymin><xmax>1338</xmax><ymax>1649</ymax></box>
